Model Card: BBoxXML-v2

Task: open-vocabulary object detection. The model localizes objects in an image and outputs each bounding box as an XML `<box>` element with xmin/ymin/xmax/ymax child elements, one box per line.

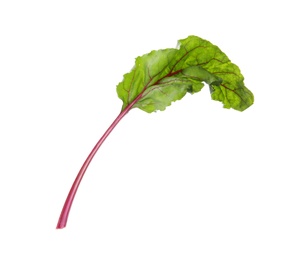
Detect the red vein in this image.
<box><xmin>212</xmin><ymin>71</ymin><xmax>239</xmax><ymax>77</ymax></box>
<box><xmin>169</xmin><ymin>45</ymin><xmax>206</xmax><ymax>73</ymax></box>
<box><xmin>197</xmin><ymin>57</ymin><xmax>224</xmax><ymax>67</ymax></box>
<box><xmin>221</xmin><ymin>83</ymin><xmax>247</xmax><ymax>104</ymax></box>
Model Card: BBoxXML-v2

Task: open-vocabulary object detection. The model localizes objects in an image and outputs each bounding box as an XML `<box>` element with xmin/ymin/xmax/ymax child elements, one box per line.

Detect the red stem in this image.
<box><xmin>56</xmin><ymin>102</ymin><xmax>135</xmax><ymax>229</ymax></box>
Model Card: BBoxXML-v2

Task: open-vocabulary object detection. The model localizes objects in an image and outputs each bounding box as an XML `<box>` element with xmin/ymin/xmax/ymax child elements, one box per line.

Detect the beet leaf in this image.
<box><xmin>56</xmin><ymin>35</ymin><xmax>254</xmax><ymax>229</ymax></box>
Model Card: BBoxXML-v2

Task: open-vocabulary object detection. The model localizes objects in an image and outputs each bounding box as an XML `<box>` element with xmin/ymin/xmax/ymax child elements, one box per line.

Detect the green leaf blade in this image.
<box><xmin>133</xmin><ymin>77</ymin><xmax>204</xmax><ymax>113</ymax></box>
<box><xmin>117</xmin><ymin>48</ymin><xmax>178</xmax><ymax>110</ymax></box>
<box><xmin>116</xmin><ymin>35</ymin><xmax>254</xmax><ymax>113</ymax></box>
<box><xmin>133</xmin><ymin>81</ymin><xmax>188</xmax><ymax>113</ymax></box>
<box><xmin>209</xmin><ymin>62</ymin><xmax>254</xmax><ymax>111</ymax></box>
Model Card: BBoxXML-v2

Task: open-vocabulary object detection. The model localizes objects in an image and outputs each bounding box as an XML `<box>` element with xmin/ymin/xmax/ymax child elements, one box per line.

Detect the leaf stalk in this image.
<box><xmin>56</xmin><ymin>102</ymin><xmax>135</xmax><ymax>229</ymax></box>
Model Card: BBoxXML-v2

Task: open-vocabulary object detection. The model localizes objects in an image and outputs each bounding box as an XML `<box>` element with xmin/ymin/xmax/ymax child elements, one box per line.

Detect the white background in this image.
<box><xmin>1</xmin><ymin>0</ymin><xmax>294</xmax><ymax>259</ymax></box>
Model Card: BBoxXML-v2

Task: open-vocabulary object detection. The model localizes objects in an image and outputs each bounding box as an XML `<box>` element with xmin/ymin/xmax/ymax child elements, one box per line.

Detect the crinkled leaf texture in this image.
<box><xmin>116</xmin><ymin>35</ymin><xmax>254</xmax><ymax>112</ymax></box>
